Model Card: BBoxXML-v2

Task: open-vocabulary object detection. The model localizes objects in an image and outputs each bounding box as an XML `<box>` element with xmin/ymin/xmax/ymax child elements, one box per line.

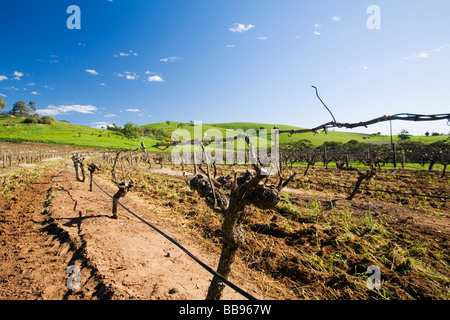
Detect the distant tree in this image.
<box><xmin>166</xmin><ymin>120</ymin><xmax>171</xmax><ymax>125</ymax></box>
<box><xmin>398</xmin><ymin>129</ymin><xmax>411</xmax><ymax>141</ymax></box>
<box><xmin>38</xmin><ymin>116</ymin><xmax>55</xmax><ymax>124</ymax></box>
<box><xmin>106</xmin><ymin>123</ymin><xmax>122</xmax><ymax>132</ymax></box>
<box><xmin>122</xmin><ymin>122</ymin><xmax>141</xmax><ymax>140</ymax></box>
<box><xmin>0</xmin><ymin>98</ymin><xmax>6</xmax><ymax>113</ymax></box>
<box><xmin>189</xmin><ymin>120</ymin><xmax>195</xmax><ymax>126</ymax></box>
<box><xmin>29</xmin><ymin>101</ymin><xmax>36</xmax><ymax>112</ymax></box>
<box><xmin>177</xmin><ymin>123</ymin><xmax>185</xmax><ymax>129</ymax></box>
<box><xmin>11</xmin><ymin>101</ymin><xmax>31</xmax><ymax>117</ymax></box>
<box><xmin>143</xmin><ymin>127</ymin><xmax>151</xmax><ymax>136</ymax></box>
<box><xmin>425</xmin><ymin>131</ymin><xmax>430</xmax><ymax>137</ymax></box>
<box><xmin>431</xmin><ymin>132</ymin><xmax>441</xmax><ymax>137</ymax></box>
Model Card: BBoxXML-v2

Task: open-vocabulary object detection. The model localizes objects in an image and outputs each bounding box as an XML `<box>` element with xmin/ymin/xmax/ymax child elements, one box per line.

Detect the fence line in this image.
<box><xmin>85</xmin><ymin>171</ymin><xmax>257</xmax><ymax>301</ymax></box>
<box><xmin>295</xmin><ymin>179</ymin><xmax>450</xmax><ymax>200</ymax></box>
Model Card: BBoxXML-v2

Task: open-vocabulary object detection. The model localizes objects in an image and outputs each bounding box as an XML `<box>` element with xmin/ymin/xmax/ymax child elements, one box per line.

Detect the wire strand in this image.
<box><xmin>86</xmin><ymin>172</ymin><xmax>257</xmax><ymax>301</ymax></box>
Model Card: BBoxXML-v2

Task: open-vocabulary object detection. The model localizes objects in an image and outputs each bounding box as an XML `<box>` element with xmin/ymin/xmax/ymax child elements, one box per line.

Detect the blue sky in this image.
<box><xmin>1</xmin><ymin>0</ymin><xmax>449</xmax><ymax>135</ymax></box>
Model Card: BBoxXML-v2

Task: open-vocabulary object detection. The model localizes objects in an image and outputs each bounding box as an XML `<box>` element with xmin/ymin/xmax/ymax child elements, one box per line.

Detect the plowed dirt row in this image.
<box><xmin>0</xmin><ymin>161</ymin><xmax>262</xmax><ymax>299</ymax></box>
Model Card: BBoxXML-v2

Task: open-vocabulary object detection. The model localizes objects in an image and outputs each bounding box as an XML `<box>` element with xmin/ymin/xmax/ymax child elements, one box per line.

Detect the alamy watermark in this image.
<box><xmin>66</xmin><ymin>265</ymin><xmax>81</xmax><ymax>290</ymax></box>
<box><xmin>170</xmin><ymin>121</ymin><xmax>280</xmax><ymax>175</ymax></box>
<box><xmin>366</xmin><ymin>265</ymin><xmax>381</xmax><ymax>290</ymax></box>
<box><xmin>67</xmin><ymin>5</ymin><xmax>381</xmax><ymax>31</ymax></box>
<box><xmin>367</xmin><ymin>5</ymin><xmax>381</xmax><ymax>30</ymax></box>
<box><xmin>67</xmin><ymin>5</ymin><xmax>81</xmax><ymax>30</ymax></box>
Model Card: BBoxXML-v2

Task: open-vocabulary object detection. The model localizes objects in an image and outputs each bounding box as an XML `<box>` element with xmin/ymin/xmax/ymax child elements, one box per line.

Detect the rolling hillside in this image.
<box><xmin>0</xmin><ymin>116</ymin><xmax>447</xmax><ymax>150</ymax></box>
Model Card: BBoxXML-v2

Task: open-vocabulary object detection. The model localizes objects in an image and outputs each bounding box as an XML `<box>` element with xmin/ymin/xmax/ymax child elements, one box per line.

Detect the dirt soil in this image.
<box><xmin>1</xmin><ymin>160</ymin><xmax>449</xmax><ymax>300</ymax></box>
<box><xmin>0</xmin><ymin>161</ymin><xmax>261</xmax><ymax>300</ymax></box>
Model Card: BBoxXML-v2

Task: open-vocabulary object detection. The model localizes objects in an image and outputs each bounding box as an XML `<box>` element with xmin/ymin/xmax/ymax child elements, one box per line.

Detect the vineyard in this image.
<box><xmin>1</xmin><ymin>132</ymin><xmax>448</xmax><ymax>300</ymax></box>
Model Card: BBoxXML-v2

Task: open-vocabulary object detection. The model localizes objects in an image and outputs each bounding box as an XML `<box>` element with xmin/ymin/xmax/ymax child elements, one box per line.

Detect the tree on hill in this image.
<box><xmin>398</xmin><ymin>129</ymin><xmax>411</xmax><ymax>141</ymax></box>
<box><xmin>29</xmin><ymin>101</ymin><xmax>36</xmax><ymax>112</ymax></box>
<box><xmin>0</xmin><ymin>98</ymin><xmax>5</xmax><ymax>113</ymax></box>
<box><xmin>10</xmin><ymin>101</ymin><xmax>31</xmax><ymax>117</ymax></box>
<box><xmin>122</xmin><ymin>122</ymin><xmax>141</xmax><ymax>140</ymax></box>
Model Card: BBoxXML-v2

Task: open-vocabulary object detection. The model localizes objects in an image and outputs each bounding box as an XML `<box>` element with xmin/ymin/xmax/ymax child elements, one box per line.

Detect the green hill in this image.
<box><xmin>0</xmin><ymin>117</ymin><xmax>447</xmax><ymax>151</ymax></box>
<box><xmin>0</xmin><ymin>116</ymin><xmax>159</xmax><ymax>150</ymax></box>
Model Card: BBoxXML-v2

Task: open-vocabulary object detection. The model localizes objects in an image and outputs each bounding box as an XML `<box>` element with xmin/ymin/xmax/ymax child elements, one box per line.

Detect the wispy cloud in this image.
<box><xmin>31</xmin><ymin>91</ymin><xmax>40</xmax><ymax>95</ymax></box>
<box><xmin>13</xmin><ymin>71</ymin><xmax>24</xmax><ymax>80</ymax></box>
<box><xmin>226</xmin><ymin>44</ymin><xmax>235</xmax><ymax>48</ymax></box>
<box><xmin>0</xmin><ymin>93</ymin><xmax>6</xmax><ymax>97</ymax></box>
<box><xmin>229</xmin><ymin>23</ymin><xmax>255</xmax><ymax>33</ymax></box>
<box><xmin>37</xmin><ymin>104</ymin><xmax>98</xmax><ymax>116</ymax></box>
<box><xmin>85</xmin><ymin>69</ymin><xmax>99</xmax><ymax>76</ymax></box>
<box><xmin>314</xmin><ymin>31</ymin><xmax>321</xmax><ymax>36</ymax></box>
<box><xmin>331</xmin><ymin>16</ymin><xmax>341</xmax><ymax>22</ymax></box>
<box><xmin>145</xmin><ymin>71</ymin><xmax>165</xmax><ymax>82</ymax></box>
<box><xmin>147</xmin><ymin>75</ymin><xmax>165</xmax><ymax>82</ymax></box>
<box><xmin>104</xmin><ymin>113</ymin><xmax>116</xmax><ymax>118</ymax></box>
<box><xmin>0</xmin><ymin>75</ymin><xmax>8</xmax><ymax>81</ymax></box>
<box><xmin>416</xmin><ymin>51</ymin><xmax>429</xmax><ymax>59</ymax></box>
<box><xmin>160</xmin><ymin>56</ymin><xmax>182</xmax><ymax>62</ymax></box>
<box><xmin>256</xmin><ymin>36</ymin><xmax>267</xmax><ymax>40</ymax></box>
<box><xmin>126</xmin><ymin>108</ymin><xmax>141</xmax><ymax>112</ymax></box>
<box><xmin>114</xmin><ymin>50</ymin><xmax>138</xmax><ymax>58</ymax></box>
<box><xmin>90</xmin><ymin>122</ymin><xmax>111</xmax><ymax>129</ymax></box>
<box><xmin>116</xmin><ymin>71</ymin><xmax>139</xmax><ymax>80</ymax></box>
<box><xmin>77</xmin><ymin>43</ymin><xmax>86</xmax><ymax>47</ymax></box>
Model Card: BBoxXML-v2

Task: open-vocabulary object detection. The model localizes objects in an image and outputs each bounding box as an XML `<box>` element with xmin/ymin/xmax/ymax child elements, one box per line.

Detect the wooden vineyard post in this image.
<box><xmin>71</xmin><ymin>153</ymin><xmax>85</xmax><ymax>182</ymax></box>
<box><xmin>87</xmin><ymin>162</ymin><xmax>100</xmax><ymax>192</ymax></box>
<box><xmin>111</xmin><ymin>182</ymin><xmax>133</xmax><ymax>219</ymax></box>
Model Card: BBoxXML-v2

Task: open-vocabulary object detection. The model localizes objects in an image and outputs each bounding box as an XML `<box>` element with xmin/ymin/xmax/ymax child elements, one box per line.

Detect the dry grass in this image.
<box><xmin>96</xmin><ymin>161</ymin><xmax>449</xmax><ymax>300</ymax></box>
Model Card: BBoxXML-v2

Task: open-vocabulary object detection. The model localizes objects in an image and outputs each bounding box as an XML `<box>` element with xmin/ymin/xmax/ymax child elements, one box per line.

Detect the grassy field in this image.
<box><xmin>1</xmin><ymin>117</ymin><xmax>448</xmax><ymax>150</ymax></box>
<box><xmin>0</xmin><ymin>117</ymin><xmax>159</xmax><ymax>150</ymax></box>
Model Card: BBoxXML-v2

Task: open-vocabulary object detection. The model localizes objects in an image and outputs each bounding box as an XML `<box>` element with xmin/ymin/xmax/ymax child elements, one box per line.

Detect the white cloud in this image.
<box><xmin>126</xmin><ymin>109</ymin><xmax>141</xmax><ymax>112</ymax></box>
<box><xmin>144</xmin><ymin>71</ymin><xmax>165</xmax><ymax>82</ymax></box>
<box><xmin>90</xmin><ymin>122</ymin><xmax>111</xmax><ymax>129</ymax></box>
<box><xmin>314</xmin><ymin>31</ymin><xmax>321</xmax><ymax>36</ymax></box>
<box><xmin>78</xmin><ymin>43</ymin><xmax>86</xmax><ymax>47</ymax></box>
<box><xmin>331</xmin><ymin>16</ymin><xmax>341</xmax><ymax>22</ymax></box>
<box><xmin>99</xmin><ymin>83</ymin><xmax>105</xmax><ymax>86</ymax></box>
<box><xmin>37</xmin><ymin>104</ymin><xmax>97</xmax><ymax>116</ymax></box>
<box><xmin>31</xmin><ymin>91</ymin><xmax>40</xmax><ymax>95</ymax></box>
<box><xmin>416</xmin><ymin>51</ymin><xmax>429</xmax><ymax>59</ymax></box>
<box><xmin>406</xmin><ymin>51</ymin><xmax>430</xmax><ymax>60</ymax></box>
<box><xmin>360</xmin><ymin>66</ymin><xmax>369</xmax><ymax>70</ymax></box>
<box><xmin>147</xmin><ymin>75</ymin><xmax>165</xmax><ymax>82</ymax></box>
<box><xmin>85</xmin><ymin>69</ymin><xmax>99</xmax><ymax>76</ymax></box>
<box><xmin>226</xmin><ymin>44</ymin><xmax>235</xmax><ymax>48</ymax></box>
<box><xmin>26</xmin><ymin>82</ymin><xmax>36</xmax><ymax>86</ymax></box>
<box><xmin>114</xmin><ymin>50</ymin><xmax>138</xmax><ymax>58</ymax></box>
<box><xmin>160</xmin><ymin>56</ymin><xmax>182</xmax><ymax>62</ymax></box>
<box><xmin>116</xmin><ymin>71</ymin><xmax>139</xmax><ymax>80</ymax></box>
<box><xmin>315</xmin><ymin>24</ymin><xmax>321</xmax><ymax>28</ymax></box>
<box><xmin>229</xmin><ymin>23</ymin><xmax>255</xmax><ymax>33</ymax></box>
<box><xmin>104</xmin><ymin>113</ymin><xmax>116</xmax><ymax>118</ymax></box>
<box><xmin>0</xmin><ymin>93</ymin><xmax>6</xmax><ymax>97</ymax></box>
<box><xmin>256</xmin><ymin>37</ymin><xmax>267</xmax><ymax>40</ymax></box>
<box><xmin>0</xmin><ymin>75</ymin><xmax>7</xmax><ymax>81</ymax></box>
<box><xmin>13</xmin><ymin>71</ymin><xmax>24</xmax><ymax>80</ymax></box>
